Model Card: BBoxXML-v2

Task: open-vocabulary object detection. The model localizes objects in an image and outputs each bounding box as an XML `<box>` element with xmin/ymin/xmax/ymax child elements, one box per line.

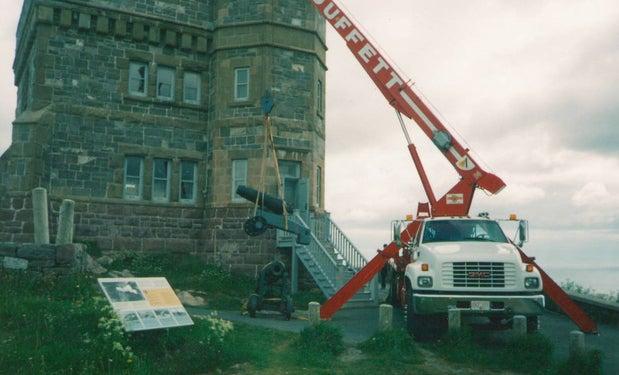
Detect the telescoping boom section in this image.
<box><xmin>308</xmin><ymin>0</ymin><xmax>598</xmax><ymax>333</ymax></box>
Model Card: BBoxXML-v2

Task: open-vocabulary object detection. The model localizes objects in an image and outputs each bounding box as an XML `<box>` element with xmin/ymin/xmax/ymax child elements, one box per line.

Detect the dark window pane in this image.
<box><xmin>154</xmin><ymin>159</ymin><xmax>168</xmax><ymax>179</ymax></box>
<box><xmin>181</xmin><ymin>161</ymin><xmax>195</xmax><ymax>181</ymax></box>
<box><xmin>153</xmin><ymin>180</ymin><xmax>167</xmax><ymax>199</ymax></box>
<box><xmin>181</xmin><ymin>182</ymin><xmax>194</xmax><ymax>200</ymax></box>
<box><xmin>126</xmin><ymin>157</ymin><xmax>141</xmax><ymax>177</ymax></box>
<box><xmin>158</xmin><ymin>83</ymin><xmax>171</xmax><ymax>98</ymax></box>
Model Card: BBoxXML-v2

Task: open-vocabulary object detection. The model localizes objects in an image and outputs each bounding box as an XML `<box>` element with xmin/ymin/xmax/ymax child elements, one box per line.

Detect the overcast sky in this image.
<box><xmin>0</xmin><ymin>1</ymin><xmax>617</xmax><ymax>285</ymax></box>
<box><xmin>321</xmin><ymin>0</ymin><xmax>619</xmax><ymax>275</ymax></box>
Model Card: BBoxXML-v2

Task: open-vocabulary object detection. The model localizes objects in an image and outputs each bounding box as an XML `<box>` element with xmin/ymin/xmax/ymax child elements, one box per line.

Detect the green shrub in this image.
<box><xmin>126</xmin><ymin>313</ymin><xmax>235</xmax><ymax>373</ymax></box>
<box><xmin>562</xmin><ymin>279</ymin><xmax>618</xmax><ymax>303</ymax></box>
<box><xmin>107</xmin><ymin>252</ymin><xmax>254</xmax><ymax>309</ymax></box>
<box><xmin>291</xmin><ymin>323</ymin><xmax>344</xmax><ymax>366</ymax></box>
<box><xmin>0</xmin><ymin>268</ymin><xmax>245</xmax><ymax>374</ymax></box>
<box><xmin>0</xmin><ymin>271</ymin><xmax>136</xmax><ymax>373</ymax></box>
<box><xmin>556</xmin><ymin>350</ymin><xmax>603</xmax><ymax>375</ymax></box>
<box><xmin>433</xmin><ymin>329</ymin><xmax>553</xmax><ymax>373</ymax></box>
<box><xmin>501</xmin><ymin>334</ymin><xmax>554</xmax><ymax>372</ymax></box>
<box><xmin>359</xmin><ymin>328</ymin><xmax>422</xmax><ymax>364</ymax></box>
<box><xmin>298</xmin><ymin>322</ymin><xmax>344</xmax><ymax>355</ymax></box>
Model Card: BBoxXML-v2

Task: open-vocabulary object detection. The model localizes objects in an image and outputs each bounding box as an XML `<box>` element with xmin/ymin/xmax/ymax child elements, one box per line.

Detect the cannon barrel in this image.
<box><xmin>236</xmin><ymin>185</ymin><xmax>294</xmax><ymax>214</ymax></box>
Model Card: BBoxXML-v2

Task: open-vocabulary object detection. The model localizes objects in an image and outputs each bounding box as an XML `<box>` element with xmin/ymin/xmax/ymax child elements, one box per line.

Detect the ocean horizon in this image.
<box><xmin>544</xmin><ymin>266</ymin><xmax>618</xmax><ymax>296</ymax></box>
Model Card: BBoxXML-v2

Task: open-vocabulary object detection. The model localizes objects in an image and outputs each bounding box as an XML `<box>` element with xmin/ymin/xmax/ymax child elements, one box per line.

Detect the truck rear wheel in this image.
<box><xmin>387</xmin><ymin>272</ymin><xmax>401</xmax><ymax>307</ymax></box>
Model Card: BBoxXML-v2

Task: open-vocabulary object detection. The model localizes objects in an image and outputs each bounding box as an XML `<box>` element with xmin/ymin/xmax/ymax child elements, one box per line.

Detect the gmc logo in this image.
<box><xmin>468</xmin><ymin>271</ymin><xmax>491</xmax><ymax>279</ymax></box>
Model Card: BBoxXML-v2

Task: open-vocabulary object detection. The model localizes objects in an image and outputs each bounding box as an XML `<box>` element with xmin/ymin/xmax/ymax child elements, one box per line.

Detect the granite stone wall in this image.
<box><xmin>78</xmin><ymin>0</ymin><xmax>212</xmax><ymax>28</ymax></box>
<box><xmin>0</xmin><ymin>242</ymin><xmax>93</xmax><ymax>276</ymax></box>
<box><xmin>1</xmin><ymin>0</ymin><xmax>327</xmax><ymax>276</ymax></box>
<box><xmin>0</xmin><ymin>190</ymin><xmax>34</xmax><ymax>244</ymax></box>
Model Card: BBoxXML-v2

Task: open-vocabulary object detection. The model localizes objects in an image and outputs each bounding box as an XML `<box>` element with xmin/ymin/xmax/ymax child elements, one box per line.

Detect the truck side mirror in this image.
<box><xmin>393</xmin><ymin>222</ymin><xmax>402</xmax><ymax>246</ymax></box>
<box><xmin>517</xmin><ymin>220</ymin><xmax>529</xmax><ymax>247</ymax></box>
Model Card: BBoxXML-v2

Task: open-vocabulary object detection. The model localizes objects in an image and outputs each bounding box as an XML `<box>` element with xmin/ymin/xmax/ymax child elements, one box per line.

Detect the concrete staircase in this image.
<box><xmin>278</xmin><ymin>212</ymin><xmax>377</xmax><ymax>307</ymax></box>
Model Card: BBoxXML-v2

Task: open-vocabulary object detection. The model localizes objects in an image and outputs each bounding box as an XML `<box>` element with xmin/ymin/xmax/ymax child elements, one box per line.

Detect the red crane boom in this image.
<box><xmin>308</xmin><ymin>0</ymin><xmax>597</xmax><ymax>334</ymax></box>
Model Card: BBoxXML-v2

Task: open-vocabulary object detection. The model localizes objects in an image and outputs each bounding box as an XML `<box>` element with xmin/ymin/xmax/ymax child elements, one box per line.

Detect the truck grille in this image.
<box><xmin>442</xmin><ymin>262</ymin><xmax>516</xmax><ymax>288</ymax></box>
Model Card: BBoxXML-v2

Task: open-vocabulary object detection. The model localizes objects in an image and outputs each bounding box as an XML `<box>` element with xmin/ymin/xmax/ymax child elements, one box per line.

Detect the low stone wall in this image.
<box><xmin>0</xmin><ymin>188</ymin><xmax>283</xmax><ymax>277</ymax></box>
<box><xmin>0</xmin><ymin>242</ymin><xmax>101</xmax><ymax>276</ymax></box>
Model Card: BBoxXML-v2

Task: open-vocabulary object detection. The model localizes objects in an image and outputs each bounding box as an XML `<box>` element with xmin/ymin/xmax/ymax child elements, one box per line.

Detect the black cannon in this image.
<box><xmin>248</xmin><ymin>260</ymin><xmax>294</xmax><ymax>320</ymax></box>
<box><xmin>236</xmin><ymin>185</ymin><xmax>311</xmax><ymax>245</ymax></box>
<box><xmin>236</xmin><ymin>185</ymin><xmax>294</xmax><ymax>215</ymax></box>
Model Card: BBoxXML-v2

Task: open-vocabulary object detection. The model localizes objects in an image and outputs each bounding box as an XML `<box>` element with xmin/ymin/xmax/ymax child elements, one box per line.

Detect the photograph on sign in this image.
<box><xmin>100</xmin><ymin>281</ymin><xmax>145</xmax><ymax>303</ymax></box>
<box><xmin>98</xmin><ymin>277</ymin><xmax>194</xmax><ymax>332</ymax></box>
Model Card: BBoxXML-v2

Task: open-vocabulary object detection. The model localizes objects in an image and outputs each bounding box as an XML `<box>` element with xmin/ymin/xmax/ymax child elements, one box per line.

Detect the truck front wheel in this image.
<box><xmin>527</xmin><ymin>316</ymin><xmax>539</xmax><ymax>333</ymax></box>
<box><xmin>405</xmin><ymin>283</ymin><xmax>446</xmax><ymax>341</ymax></box>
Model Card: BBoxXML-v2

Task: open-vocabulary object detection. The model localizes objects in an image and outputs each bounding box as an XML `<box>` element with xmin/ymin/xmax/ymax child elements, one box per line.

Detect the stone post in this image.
<box><xmin>308</xmin><ymin>302</ymin><xmax>321</xmax><ymax>325</ymax></box>
<box><xmin>32</xmin><ymin>187</ymin><xmax>50</xmax><ymax>245</ymax></box>
<box><xmin>512</xmin><ymin>315</ymin><xmax>527</xmax><ymax>337</ymax></box>
<box><xmin>569</xmin><ymin>330</ymin><xmax>585</xmax><ymax>356</ymax></box>
<box><xmin>291</xmin><ymin>246</ymin><xmax>299</xmax><ymax>294</ymax></box>
<box><xmin>56</xmin><ymin>199</ymin><xmax>75</xmax><ymax>245</ymax></box>
<box><xmin>371</xmin><ymin>276</ymin><xmax>380</xmax><ymax>305</ymax></box>
<box><xmin>448</xmin><ymin>308</ymin><xmax>462</xmax><ymax>332</ymax></box>
<box><xmin>379</xmin><ymin>304</ymin><xmax>393</xmax><ymax>331</ymax></box>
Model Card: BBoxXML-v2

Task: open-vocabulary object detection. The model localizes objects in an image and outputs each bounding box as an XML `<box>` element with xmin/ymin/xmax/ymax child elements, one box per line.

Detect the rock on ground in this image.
<box><xmin>178</xmin><ymin>290</ymin><xmax>207</xmax><ymax>307</ymax></box>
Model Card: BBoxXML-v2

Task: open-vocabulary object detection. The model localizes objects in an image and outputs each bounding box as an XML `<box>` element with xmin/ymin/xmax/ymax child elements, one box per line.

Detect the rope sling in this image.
<box><xmin>254</xmin><ymin>96</ymin><xmax>289</xmax><ymax>230</ymax></box>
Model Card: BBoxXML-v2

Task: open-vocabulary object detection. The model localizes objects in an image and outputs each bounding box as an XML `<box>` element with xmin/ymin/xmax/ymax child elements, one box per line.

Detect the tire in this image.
<box><xmin>281</xmin><ymin>297</ymin><xmax>294</xmax><ymax>321</ymax></box>
<box><xmin>527</xmin><ymin>316</ymin><xmax>539</xmax><ymax>333</ymax></box>
<box><xmin>387</xmin><ymin>272</ymin><xmax>400</xmax><ymax>307</ymax></box>
<box><xmin>405</xmin><ymin>282</ymin><xmax>447</xmax><ymax>341</ymax></box>
<box><xmin>248</xmin><ymin>294</ymin><xmax>260</xmax><ymax>318</ymax></box>
<box><xmin>489</xmin><ymin>316</ymin><xmax>512</xmax><ymax>330</ymax></box>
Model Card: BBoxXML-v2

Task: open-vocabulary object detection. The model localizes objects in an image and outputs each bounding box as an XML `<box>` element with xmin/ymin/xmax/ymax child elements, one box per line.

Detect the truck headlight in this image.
<box><xmin>525</xmin><ymin>277</ymin><xmax>540</xmax><ymax>289</ymax></box>
<box><xmin>417</xmin><ymin>276</ymin><xmax>433</xmax><ymax>288</ymax></box>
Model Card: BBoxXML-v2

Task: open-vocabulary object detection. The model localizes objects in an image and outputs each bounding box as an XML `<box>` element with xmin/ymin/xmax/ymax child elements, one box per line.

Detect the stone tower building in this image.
<box><xmin>0</xmin><ymin>0</ymin><xmax>327</xmax><ymax>273</ymax></box>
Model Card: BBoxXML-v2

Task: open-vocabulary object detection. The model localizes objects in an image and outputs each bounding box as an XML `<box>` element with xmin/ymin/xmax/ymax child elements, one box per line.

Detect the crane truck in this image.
<box><xmin>307</xmin><ymin>0</ymin><xmax>598</xmax><ymax>337</ymax></box>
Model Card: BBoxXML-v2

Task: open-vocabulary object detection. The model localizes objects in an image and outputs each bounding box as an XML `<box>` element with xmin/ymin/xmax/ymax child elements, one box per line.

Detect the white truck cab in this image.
<box><xmin>402</xmin><ymin>217</ymin><xmax>545</xmax><ymax>339</ymax></box>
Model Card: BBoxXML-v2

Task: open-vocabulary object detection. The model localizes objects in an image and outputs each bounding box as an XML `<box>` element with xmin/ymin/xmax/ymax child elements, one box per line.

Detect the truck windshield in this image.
<box><xmin>422</xmin><ymin>220</ymin><xmax>509</xmax><ymax>244</ymax></box>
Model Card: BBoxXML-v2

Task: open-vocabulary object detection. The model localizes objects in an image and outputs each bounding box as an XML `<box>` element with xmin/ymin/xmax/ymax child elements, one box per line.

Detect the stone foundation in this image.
<box><xmin>0</xmin><ymin>242</ymin><xmax>99</xmax><ymax>276</ymax></box>
<box><xmin>0</xmin><ymin>189</ymin><xmax>283</xmax><ymax>277</ymax></box>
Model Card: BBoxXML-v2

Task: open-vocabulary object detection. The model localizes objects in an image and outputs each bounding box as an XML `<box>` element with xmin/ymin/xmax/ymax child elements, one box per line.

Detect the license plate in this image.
<box><xmin>471</xmin><ymin>301</ymin><xmax>490</xmax><ymax>311</ymax></box>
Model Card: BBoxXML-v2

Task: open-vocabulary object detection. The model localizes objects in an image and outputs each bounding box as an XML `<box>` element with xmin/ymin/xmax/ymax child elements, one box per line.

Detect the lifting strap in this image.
<box><xmin>254</xmin><ymin>113</ymin><xmax>289</xmax><ymax>230</ymax></box>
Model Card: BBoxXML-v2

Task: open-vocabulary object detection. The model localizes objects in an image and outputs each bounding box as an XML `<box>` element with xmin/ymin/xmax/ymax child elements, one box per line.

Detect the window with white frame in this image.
<box><xmin>129</xmin><ymin>62</ymin><xmax>148</xmax><ymax>96</ymax></box>
<box><xmin>234</xmin><ymin>68</ymin><xmax>250</xmax><ymax>101</ymax></box>
<box><xmin>317</xmin><ymin>80</ymin><xmax>323</xmax><ymax>115</ymax></box>
<box><xmin>124</xmin><ymin>156</ymin><xmax>143</xmax><ymax>200</ymax></box>
<box><xmin>152</xmin><ymin>158</ymin><xmax>171</xmax><ymax>202</ymax></box>
<box><xmin>157</xmin><ymin>67</ymin><xmax>175</xmax><ymax>100</ymax></box>
<box><xmin>183</xmin><ymin>72</ymin><xmax>201</xmax><ymax>105</ymax></box>
<box><xmin>231</xmin><ymin>159</ymin><xmax>248</xmax><ymax>202</ymax></box>
<box><xmin>180</xmin><ymin>160</ymin><xmax>198</xmax><ymax>203</ymax></box>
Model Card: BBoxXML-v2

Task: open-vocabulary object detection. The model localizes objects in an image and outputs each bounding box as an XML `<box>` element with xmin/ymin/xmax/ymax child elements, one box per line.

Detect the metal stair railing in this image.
<box><xmin>313</xmin><ymin>212</ymin><xmax>367</xmax><ymax>271</ymax></box>
<box><xmin>294</xmin><ymin>213</ymin><xmax>340</xmax><ymax>294</ymax></box>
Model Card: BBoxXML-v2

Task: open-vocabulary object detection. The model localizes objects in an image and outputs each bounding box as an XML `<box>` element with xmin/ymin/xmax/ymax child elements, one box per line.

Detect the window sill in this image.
<box><xmin>123</xmin><ymin>196</ymin><xmax>143</xmax><ymax>201</ymax></box>
<box><xmin>229</xmin><ymin>99</ymin><xmax>254</xmax><ymax>108</ymax></box>
<box><xmin>122</xmin><ymin>94</ymin><xmax>208</xmax><ymax>111</ymax></box>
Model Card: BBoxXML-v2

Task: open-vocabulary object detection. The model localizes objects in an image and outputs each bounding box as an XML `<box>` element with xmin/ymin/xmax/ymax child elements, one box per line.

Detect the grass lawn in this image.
<box><xmin>0</xmin><ymin>266</ymin><xmax>426</xmax><ymax>374</ymax></box>
<box><xmin>0</xmin><ymin>252</ymin><xmax>603</xmax><ymax>374</ymax></box>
